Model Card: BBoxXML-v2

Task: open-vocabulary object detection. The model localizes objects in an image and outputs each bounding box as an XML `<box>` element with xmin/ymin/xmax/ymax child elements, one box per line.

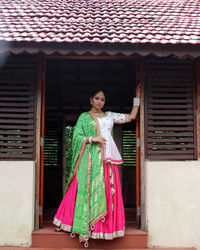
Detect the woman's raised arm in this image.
<box><xmin>129</xmin><ymin>83</ymin><xmax>141</xmax><ymax>121</ymax></box>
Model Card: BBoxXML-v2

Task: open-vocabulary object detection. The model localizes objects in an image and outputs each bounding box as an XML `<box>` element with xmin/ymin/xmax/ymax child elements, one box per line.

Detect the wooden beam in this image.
<box><xmin>44</xmin><ymin>54</ymin><xmax>139</xmax><ymax>60</ymax></box>
<box><xmin>195</xmin><ymin>61</ymin><xmax>200</xmax><ymax>159</ymax></box>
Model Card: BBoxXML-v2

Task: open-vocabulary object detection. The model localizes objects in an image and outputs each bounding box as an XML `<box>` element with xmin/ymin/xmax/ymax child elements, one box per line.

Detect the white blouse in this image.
<box><xmin>97</xmin><ymin>111</ymin><xmax>130</xmax><ymax>164</ymax></box>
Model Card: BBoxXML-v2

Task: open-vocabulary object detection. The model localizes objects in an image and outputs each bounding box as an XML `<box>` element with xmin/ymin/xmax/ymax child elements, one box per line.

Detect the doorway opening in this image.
<box><xmin>41</xmin><ymin>58</ymin><xmax>139</xmax><ymax>228</ymax></box>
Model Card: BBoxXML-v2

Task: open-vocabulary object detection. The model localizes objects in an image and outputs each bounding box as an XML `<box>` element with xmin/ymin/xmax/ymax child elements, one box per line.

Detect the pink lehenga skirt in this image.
<box><xmin>53</xmin><ymin>163</ymin><xmax>125</xmax><ymax>240</ymax></box>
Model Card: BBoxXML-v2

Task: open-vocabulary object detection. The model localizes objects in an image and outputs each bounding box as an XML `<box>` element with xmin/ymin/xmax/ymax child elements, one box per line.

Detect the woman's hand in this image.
<box><xmin>92</xmin><ymin>136</ymin><xmax>107</xmax><ymax>144</ymax></box>
<box><xmin>129</xmin><ymin>82</ymin><xmax>141</xmax><ymax>121</ymax></box>
<box><xmin>136</xmin><ymin>82</ymin><xmax>141</xmax><ymax>98</ymax></box>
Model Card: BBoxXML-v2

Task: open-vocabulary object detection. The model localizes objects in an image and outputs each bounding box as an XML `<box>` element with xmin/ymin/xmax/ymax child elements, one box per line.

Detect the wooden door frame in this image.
<box><xmin>195</xmin><ymin>61</ymin><xmax>200</xmax><ymax>159</ymax></box>
<box><xmin>34</xmin><ymin>55</ymin><xmax>145</xmax><ymax>230</ymax></box>
<box><xmin>137</xmin><ymin>59</ymin><xmax>145</xmax><ymax>230</ymax></box>
<box><xmin>35</xmin><ymin>55</ymin><xmax>46</xmax><ymax>230</ymax></box>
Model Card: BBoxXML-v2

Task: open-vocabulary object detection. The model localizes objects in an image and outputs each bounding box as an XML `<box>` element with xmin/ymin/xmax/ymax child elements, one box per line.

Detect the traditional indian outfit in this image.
<box><xmin>53</xmin><ymin>111</ymin><xmax>130</xmax><ymax>245</ymax></box>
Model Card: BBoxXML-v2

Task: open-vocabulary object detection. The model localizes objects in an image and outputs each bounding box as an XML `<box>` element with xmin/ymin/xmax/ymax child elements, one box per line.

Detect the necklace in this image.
<box><xmin>94</xmin><ymin>112</ymin><xmax>104</xmax><ymax>117</ymax></box>
<box><xmin>90</xmin><ymin>109</ymin><xmax>104</xmax><ymax>117</ymax></box>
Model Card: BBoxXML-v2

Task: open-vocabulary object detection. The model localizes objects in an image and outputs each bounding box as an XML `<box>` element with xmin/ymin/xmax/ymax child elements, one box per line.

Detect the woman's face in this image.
<box><xmin>90</xmin><ymin>92</ymin><xmax>105</xmax><ymax>110</ymax></box>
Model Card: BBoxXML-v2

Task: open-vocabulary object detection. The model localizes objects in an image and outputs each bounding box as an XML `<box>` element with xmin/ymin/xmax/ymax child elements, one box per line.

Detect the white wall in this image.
<box><xmin>145</xmin><ymin>160</ymin><xmax>200</xmax><ymax>250</ymax></box>
<box><xmin>0</xmin><ymin>161</ymin><xmax>35</xmax><ymax>246</ymax></box>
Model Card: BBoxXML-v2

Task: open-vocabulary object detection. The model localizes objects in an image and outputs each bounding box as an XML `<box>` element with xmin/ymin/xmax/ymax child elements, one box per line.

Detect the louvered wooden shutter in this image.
<box><xmin>122</xmin><ymin>129</ymin><xmax>136</xmax><ymax>167</ymax></box>
<box><xmin>65</xmin><ymin>125</ymin><xmax>75</xmax><ymax>182</ymax></box>
<box><xmin>44</xmin><ymin>114</ymin><xmax>62</xmax><ymax>169</ymax></box>
<box><xmin>44</xmin><ymin>125</ymin><xmax>60</xmax><ymax>168</ymax></box>
<box><xmin>145</xmin><ymin>58</ymin><xmax>196</xmax><ymax>160</ymax></box>
<box><xmin>0</xmin><ymin>55</ymin><xmax>37</xmax><ymax>160</ymax></box>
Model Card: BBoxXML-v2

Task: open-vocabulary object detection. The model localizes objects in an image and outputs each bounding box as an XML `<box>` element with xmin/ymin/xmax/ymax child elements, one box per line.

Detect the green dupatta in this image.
<box><xmin>66</xmin><ymin>112</ymin><xmax>107</xmax><ymax>239</ymax></box>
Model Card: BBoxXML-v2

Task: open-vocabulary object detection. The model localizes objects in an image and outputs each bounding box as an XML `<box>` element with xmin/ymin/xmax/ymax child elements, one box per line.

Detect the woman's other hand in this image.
<box><xmin>92</xmin><ymin>136</ymin><xmax>107</xmax><ymax>144</ymax></box>
<box><xmin>136</xmin><ymin>82</ymin><xmax>141</xmax><ymax>98</ymax></box>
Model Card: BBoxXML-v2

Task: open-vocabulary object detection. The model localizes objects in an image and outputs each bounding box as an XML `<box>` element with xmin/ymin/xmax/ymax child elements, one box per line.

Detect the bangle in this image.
<box><xmin>133</xmin><ymin>97</ymin><xmax>140</xmax><ymax>106</ymax></box>
<box><xmin>126</xmin><ymin>114</ymin><xmax>131</xmax><ymax>122</ymax></box>
<box><xmin>89</xmin><ymin>137</ymin><xmax>93</xmax><ymax>144</ymax></box>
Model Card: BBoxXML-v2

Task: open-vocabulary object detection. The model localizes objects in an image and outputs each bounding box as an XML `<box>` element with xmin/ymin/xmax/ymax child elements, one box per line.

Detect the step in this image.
<box><xmin>0</xmin><ymin>247</ymin><xmax>197</xmax><ymax>250</ymax></box>
<box><xmin>32</xmin><ymin>225</ymin><xmax>147</xmax><ymax>249</ymax></box>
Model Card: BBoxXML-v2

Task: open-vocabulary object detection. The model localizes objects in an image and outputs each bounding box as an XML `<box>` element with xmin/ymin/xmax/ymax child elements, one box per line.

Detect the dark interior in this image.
<box><xmin>43</xmin><ymin>58</ymin><xmax>138</xmax><ymax>224</ymax></box>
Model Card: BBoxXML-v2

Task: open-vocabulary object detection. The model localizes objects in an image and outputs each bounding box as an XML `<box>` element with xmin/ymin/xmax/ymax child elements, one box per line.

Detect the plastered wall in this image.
<box><xmin>145</xmin><ymin>160</ymin><xmax>200</xmax><ymax>250</ymax></box>
<box><xmin>0</xmin><ymin>161</ymin><xmax>35</xmax><ymax>246</ymax></box>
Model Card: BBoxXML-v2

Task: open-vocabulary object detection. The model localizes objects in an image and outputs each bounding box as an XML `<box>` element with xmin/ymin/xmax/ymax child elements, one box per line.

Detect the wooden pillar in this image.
<box><xmin>196</xmin><ymin>61</ymin><xmax>200</xmax><ymax>160</ymax></box>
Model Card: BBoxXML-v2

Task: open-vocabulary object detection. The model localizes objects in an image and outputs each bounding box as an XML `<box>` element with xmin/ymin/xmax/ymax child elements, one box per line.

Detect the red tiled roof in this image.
<box><xmin>0</xmin><ymin>0</ymin><xmax>200</xmax><ymax>45</ymax></box>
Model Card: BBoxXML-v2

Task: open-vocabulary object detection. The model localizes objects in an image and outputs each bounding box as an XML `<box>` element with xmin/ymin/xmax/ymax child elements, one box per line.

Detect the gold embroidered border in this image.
<box><xmin>53</xmin><ymin>217</ymin><xmax>72</xmax><ymax>232</ymax></box>
<box><xmin>53</xmin><ymin>217</ymin><xmax>87</xmax><ymax>237</ymax></box>
<box><xmin>90</xmin><ymin>228</ymin><xmax>125</xmax><ymax>240</ymax></box>
<box><xmin>89</xmin><ymin>209</ymin><xmax>107</xmax><ymax>228</ymax></box>
<box><xmin>53</xmin><ymin>217</ymin><xmax>125</xmax><ymax>241</ymax></box>
<box><xmin>87</xmin><ymin>151</ymin><xmax>91</xmax><ymax>231</ymax></box>
<box><xmin>69</xmin><ymin>138</ymin><xmax>87</xmax><ymax>186</ymax></box>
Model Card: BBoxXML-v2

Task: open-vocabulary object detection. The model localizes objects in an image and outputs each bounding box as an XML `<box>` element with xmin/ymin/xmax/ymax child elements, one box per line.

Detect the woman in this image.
<box><xmin>53</xmin><ymin>84</ymin><xmax>141</xmax><ymax>247</ymax></box>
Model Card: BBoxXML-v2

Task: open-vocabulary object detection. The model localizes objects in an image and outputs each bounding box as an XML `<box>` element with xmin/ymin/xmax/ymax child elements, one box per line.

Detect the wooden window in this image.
<box><xmin>0</xmin><ymin>55</ymin><xmax>37</xmax><ymax>160</ymax></box>
<box><xmin>145</xmin><ymin>58</ymin><xmax>196</xmax><ymax>160</ymax></box>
